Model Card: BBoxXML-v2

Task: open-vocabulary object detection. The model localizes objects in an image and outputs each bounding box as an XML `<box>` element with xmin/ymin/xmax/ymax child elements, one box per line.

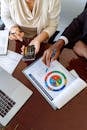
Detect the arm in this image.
<box><xmin>1</xmin><ymin>0</ymin><xmax>24</xmax><ymax>41</ymax></box>
<box><xmin>30</xmin><ymin>0</ymin><xmax>61</xmax><ymax>54</ymax></box>
<box><xmin>62</xmin><ymin>9</ymin><xmax>87</xmax><ymax>43</ymax></box>
<box><xmin>43</xmin><ymin>0</ymin><xmax>61</xmax><ymax>38</ymax></box>
<box><xmin>1</xmin><ymin>0</ymin><xmax>17</xmax><ymax>30</ymax></box>
<box><xmin>42</xmin><ymin>7</ymin><xmax>87</xmax><ymax>66</ymax></box>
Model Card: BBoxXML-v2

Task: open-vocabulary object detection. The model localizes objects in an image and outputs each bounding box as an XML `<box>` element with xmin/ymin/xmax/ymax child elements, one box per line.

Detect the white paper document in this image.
<box><xmin>0</xmin><ymin>50</ymin><xmax>22</xmax><ymax>74</ymax></box>
<box><xmin>23</xmin><ymin>58</ymin><xmax>87</xmax><ymax>109</ymax></box>
<box><xmin>0</xmin><ymin>30</ymin><xmax>9</xmax><ymax>55</ymax></box>
<box><xmin>70</xmin><ymin>69</ymin><xmax>79</xmax><ymax>78</ymax></box>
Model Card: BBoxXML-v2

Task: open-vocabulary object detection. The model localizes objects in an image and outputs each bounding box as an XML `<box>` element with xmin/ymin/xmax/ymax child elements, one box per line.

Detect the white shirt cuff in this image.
<box><xmin>59</xmin><ymin>36</ymin><xmax>69</xmax><ymax>45</ymax></box>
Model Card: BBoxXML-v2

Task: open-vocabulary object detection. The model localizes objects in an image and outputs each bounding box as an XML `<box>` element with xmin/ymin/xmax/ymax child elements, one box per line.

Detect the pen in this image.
<box><xmin>45</xmin><ymin>49</ymin><xmax>56</xmax><ymax>72</ymax></box>
<box><xmin>51</xmin><ymin>49</ymin><xmax>56</xmax><ymax>58</ymax></box>
<box><xmin>10</xmin><ymin>32</ymin><xmax>16</xmax><ymax>35</ymax></box>
<box><xmin>46</xmin><ymin>67</ymin><xmax>48</xmax><ymax>72</ymax></box>
<box><xmin>9</xmin><ymin>30</ymin><xmax>22</xmax><ymax>35</ymax></box>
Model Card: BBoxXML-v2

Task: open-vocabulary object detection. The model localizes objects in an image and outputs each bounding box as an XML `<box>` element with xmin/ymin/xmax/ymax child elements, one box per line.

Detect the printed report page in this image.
<box><xmin>23</xmin><ymin>59</ymin><xmax>76</xmax><ymax>100</ymax></box>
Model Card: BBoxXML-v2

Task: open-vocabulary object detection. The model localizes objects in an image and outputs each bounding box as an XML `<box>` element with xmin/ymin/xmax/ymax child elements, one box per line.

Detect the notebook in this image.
<box><xmin>0</xmin><ymin>30</ymin><xmax>9</xmax><ymax>55</ymax></box>
<box><xmin>23</xmin><ymin>58</ymin><xmax>87</xmax><ymax>110</ymax></box>
<box><xmin>0</xmin><ymin>66</ymin><xmax>33</xmax><ymax>127</ymax></box>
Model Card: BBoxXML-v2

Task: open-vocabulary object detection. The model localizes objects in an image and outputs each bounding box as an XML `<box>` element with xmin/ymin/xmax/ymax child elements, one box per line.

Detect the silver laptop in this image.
<box><xmin>0</xmin><ymin>66</ymin><xmax>33</xmax><ymax>127</ymax></box>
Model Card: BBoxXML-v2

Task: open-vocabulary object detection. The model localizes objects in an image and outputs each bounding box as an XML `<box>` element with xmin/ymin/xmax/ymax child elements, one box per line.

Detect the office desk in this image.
<box><xmin>4</xmin><ymin>40</ymin><xmax>87</xmax><ymax>130</ymax></box>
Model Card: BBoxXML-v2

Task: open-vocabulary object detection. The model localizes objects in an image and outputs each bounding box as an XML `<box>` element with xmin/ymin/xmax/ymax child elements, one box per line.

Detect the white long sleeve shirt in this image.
<box><xmin>1</xmin><ymin>0</ymin><xmax>61</xmax><ymax>38</ymax></box>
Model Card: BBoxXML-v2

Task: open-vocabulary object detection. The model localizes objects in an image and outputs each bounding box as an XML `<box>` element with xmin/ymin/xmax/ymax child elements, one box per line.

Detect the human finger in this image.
<box><xmin>30</xmin><ymin>40</ymin><xmax>40</xmax><ymax>54</ymax></box>
<box><xmin>9</xmin><ymin>33</ymin><xmax>18</xmax><ymax>40</ymax></box>
<box><xmin>42</xmin><ymin>49</ymin><xmax>52</xmax><ymax>67</ymax></box>
<box><xmin>21</xmin><ymin>45</ymin><xmax>25</xmax><ymax>54</ymax></box>
<box><xmin>15</xmin><ymin>31</ymin><xmax>24</xmax><ymax>41</ymax></box>
<box><xmin>51</xmin><ymin>49</ymin><xmax>60</xmax><ymax>62</ymax></box>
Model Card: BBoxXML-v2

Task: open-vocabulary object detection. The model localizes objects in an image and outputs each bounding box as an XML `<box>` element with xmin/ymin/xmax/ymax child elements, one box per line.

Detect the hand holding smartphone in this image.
<box><xmin>22</xmin><ymin>45</ymin><xmax>35</xmax><ymax>61</ymax></box>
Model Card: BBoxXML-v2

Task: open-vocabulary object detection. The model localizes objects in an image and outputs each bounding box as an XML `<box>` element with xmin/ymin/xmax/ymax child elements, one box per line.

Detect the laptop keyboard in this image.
<box><xmin>0</xmin><ymin>90</ymin><xmax>16</xmax><ymax>117</ymax></box>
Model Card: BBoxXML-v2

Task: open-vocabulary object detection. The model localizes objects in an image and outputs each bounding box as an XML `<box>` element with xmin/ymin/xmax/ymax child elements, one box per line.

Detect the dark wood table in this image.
<box><xmin>2</xmin><ymin>40</ymin><xmax>87</xmax><ymax>130</ymax></box>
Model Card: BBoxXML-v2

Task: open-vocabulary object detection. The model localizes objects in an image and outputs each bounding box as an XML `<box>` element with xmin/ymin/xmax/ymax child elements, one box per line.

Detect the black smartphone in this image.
<box><xmin>22</xmin><ymin>45</ymin><xmax>35</xmax><ymax>61</ymax></box>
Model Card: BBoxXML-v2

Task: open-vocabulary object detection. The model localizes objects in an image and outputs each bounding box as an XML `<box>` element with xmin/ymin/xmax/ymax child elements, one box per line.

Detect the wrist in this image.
<box><xmin>30</xmin><ymin>39</ymin><xmax>41</xmax><ymax>46</ymax></box>
<box><xmin>33</xmin><ymin>38</ymin><xmax>41</xmax><ymax>45</ymax></box>
<box><xmin>59</xmin><ymin>36</ymin><xmax>68</xmax><ymax>45</ymax></box>
<box><xmin>33</xmin><ymin>31</ymin><xmax>49</xmax><ymax>44</ymax></box>
<box><xmin>55</xmin><ymin>39</ymin><xmax>65</xmax><ymax>50</ymax></box>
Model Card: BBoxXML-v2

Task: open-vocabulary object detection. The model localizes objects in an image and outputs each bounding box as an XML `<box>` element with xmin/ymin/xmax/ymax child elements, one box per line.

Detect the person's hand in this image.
<box><xmin>42</xmin><ymin>39</ymin><xmax>65</xmax><ymax>67</ymax></box>
<box><xmin>29</xmin><ymin>39</ymin><xmax>41</xmax><ymax>54</ymax></box>
<box><xmin>9</xmin><ymin>26</ymin><xmax>24</xmax><ymax>41</ymax></box>
<box><xmin>21</xmin><ymin>45</ymin><xmax>25</xmax><ymax>55</ymax></box>
<box><xmin>42</xmin><ymin>44</ymin><xmax>60</xmax><ymax>67</ymax></box>
<box><xmin>21</xmin><ymin>40</ymin><xmax>40</xmax><ymax>55</ymax></box>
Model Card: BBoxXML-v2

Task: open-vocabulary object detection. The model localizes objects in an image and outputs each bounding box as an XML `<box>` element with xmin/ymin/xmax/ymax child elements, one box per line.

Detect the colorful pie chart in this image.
<box><xmin>45</xmin><ymin>71</ymin><xmax>67</xmax><ymax>91</ymax></box>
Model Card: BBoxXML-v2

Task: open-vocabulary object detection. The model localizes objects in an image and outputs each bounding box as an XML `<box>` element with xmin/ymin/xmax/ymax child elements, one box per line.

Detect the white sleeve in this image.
<box><xmin>1</xmin><ymin>0</ymin><xmax>17</xmax><ymax>30</ymax></box>
<box><xmin>59</xmin><ymin>36</ymin><xmax>69</xmax><ymax>45</ymax></box>
<box><xmin>43</xmin><ymin>0</ymin><xmax>61</xmax><ymax>38</ymax></box>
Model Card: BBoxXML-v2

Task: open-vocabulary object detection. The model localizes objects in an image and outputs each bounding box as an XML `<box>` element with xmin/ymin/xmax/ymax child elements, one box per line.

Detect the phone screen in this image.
<box><xmin>22</xmin><ymin>45</ymin><xmax>35</xmax><ymax>61</ymax></box>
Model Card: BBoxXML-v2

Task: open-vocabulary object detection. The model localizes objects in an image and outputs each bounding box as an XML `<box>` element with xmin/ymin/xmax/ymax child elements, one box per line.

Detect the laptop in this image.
<box><xmin>0</xmin><ymin>66</ymin><xmax>33</xmax><ymax>127</ymax></box>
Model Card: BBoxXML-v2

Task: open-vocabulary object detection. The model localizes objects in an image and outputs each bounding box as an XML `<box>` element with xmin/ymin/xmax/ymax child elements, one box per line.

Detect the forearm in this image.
<box><xmin>34</xmin><ymin>31</ymin><xmax>49</xmax><ymax>43</ymax></box>
<box><xmin>54</xmin><ymin>39</ymin><xmax>65</xmax><ymax>50</ymax></box>
<box><xmin>42</xmin><ymin>0</ymin><xmax>61</xmax><ymax>38</ymax></box>
<box><xmin>62</xmin><ymin>9</ymin><xmax>86</xmax><ymax>42</ymax></box>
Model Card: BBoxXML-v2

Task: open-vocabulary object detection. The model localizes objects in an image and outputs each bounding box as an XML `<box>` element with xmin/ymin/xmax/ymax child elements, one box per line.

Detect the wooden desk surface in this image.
<box><xmin>3</xmin><ymin>40</ymin><xmax>87</xmax><ymax>130</ymax></box>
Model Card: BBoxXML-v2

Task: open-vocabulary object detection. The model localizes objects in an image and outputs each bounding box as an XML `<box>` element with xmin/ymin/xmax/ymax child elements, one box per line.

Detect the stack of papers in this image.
<box><xmin>23</xmin><ymin>58</ymin><xmax>87</xmax><ymax>109</ymax></box>
<box><xmin>0</xmin><ymin>50</ymin><xmax>22</xmax><ymax>74</ymax></box>
<box><xmin>0</xmin><ymin>30</ymin><xmax>9</xmax><ymax>55</ymax></box>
